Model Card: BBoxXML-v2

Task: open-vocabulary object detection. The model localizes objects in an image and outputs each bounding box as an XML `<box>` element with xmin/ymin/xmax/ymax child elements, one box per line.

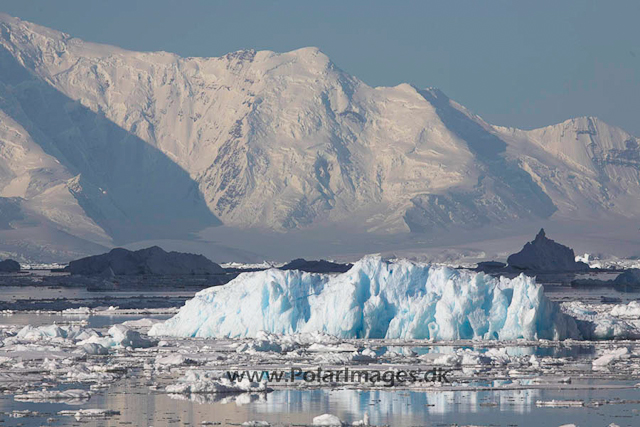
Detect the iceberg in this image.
<box><xmin>149</xmin><ymin>257</ymin><xmax>580</xmax><ymax>341</ymax></box>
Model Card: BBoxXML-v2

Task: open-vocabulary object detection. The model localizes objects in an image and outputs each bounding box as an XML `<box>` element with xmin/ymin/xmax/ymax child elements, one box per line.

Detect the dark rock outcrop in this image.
<box><xmin>279</xmin><ymin>258</ymin><xmax>352</xmax><ymax>274</ymax></box>
<box><xmin>572</xmin><ymin>268</ymin><xmax>640</xmax><ymax>292</ymax></box>
<box><xmin>613</xmin><ymin>269</ymin><xmax>640</xmax><ymax>292</ymax></box>
<box><xmin>0</xmin><ymin>259</ymin><xmax>20</xmax><ymax>272</ymax></box>
<box><xmin>475</xmin><ymin>261</ymin><xmax>507</xmax><ymax>272</ymax></box>
<box><xmin>66</xmin><ymin>246</ymin><xmax>224</xmax><ymax>276</ymax></box>
<box><xmin>507</xmin><ymin>229</ymin><xmax>589</xmax><ymax>272</ymax></box>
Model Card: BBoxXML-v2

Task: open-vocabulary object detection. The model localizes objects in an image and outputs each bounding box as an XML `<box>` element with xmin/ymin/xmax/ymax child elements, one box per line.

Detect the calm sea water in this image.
<box><xmin>0</xmin><ymin>380</ymin><xmax>639</xmax><ymax>426</ymax></box>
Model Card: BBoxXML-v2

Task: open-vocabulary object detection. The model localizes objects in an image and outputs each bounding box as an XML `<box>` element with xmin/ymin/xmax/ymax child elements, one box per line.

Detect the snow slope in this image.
<box><xmin>0</xmin><ymin>14</ymin><xmax>638</xmax><ymax>260</ymax></box>
<box><xmin>149</xmin><ymin>257</ymin><xmax>580</xmax><ymax>340</ymax></box>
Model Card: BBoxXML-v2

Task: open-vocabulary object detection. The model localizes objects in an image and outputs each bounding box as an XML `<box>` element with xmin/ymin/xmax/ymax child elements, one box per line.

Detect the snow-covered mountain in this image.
<box><xmin>0</xmin><ymin>14</ymin><xmax>638</xmax><ymax>261</ymax></box>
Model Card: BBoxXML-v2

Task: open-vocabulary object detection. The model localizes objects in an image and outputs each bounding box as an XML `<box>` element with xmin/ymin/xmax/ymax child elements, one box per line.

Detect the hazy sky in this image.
<box><xmin>1</xmin><ymin>0</ymin><xmax>638</xmax><ymax>134</ymax></box>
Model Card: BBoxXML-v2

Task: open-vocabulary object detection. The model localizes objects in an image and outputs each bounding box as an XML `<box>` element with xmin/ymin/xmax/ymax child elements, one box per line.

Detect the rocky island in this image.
<box><xmin>507</xmin><ymin>229</ymin><xmax>589</xmax><ymax>272</ymax></box>
<box><xmin>65</xmin><ymin>246</ymin><xmax>224</xmax><ymax>276</ymax></box>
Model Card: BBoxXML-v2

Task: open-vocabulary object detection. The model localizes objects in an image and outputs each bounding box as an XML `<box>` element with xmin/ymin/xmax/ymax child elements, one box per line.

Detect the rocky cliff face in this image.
<box><xmin>0</xmin><ymin>14</ymin><xmax>639</xmax><ymax>261</ymax></box>
<box><xmin>507</xmin><ymin>229</ymin><xmax>589</xmax><ymax>272</ymax></box>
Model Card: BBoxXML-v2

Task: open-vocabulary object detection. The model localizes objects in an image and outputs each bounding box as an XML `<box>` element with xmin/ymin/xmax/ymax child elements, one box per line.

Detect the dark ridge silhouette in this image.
<box><xmin>613</xmin><ymin>269</ymin><xmax>640</xmax><ymax>292</ymax></box>
<box><xmin>507</xmin><ymin>228</ymin><xmax>589</xmax><ymax>272</ymax></box>
<box><xmin>475</xmin><ymin>261</ymin><xmax>507</xmax><ymax>271</ymax></box>
<box><xmin>66</xmin><ymin>246</ymin><xmax>224</xmax><ymax>276</ymax></box>
<box><xmin>0</xmin><ymin>259</ymin><xmax>20</xmax><ymax>272</ymax></box>
<box><xmin>0</xmin><ymin>45</ymin><xmax>220</xmax><ymax>243</ymax></box>
<box><xmin>279</xmin><ymin>258</ymin><xmax>352</xmax><ymax>273</ymax></box>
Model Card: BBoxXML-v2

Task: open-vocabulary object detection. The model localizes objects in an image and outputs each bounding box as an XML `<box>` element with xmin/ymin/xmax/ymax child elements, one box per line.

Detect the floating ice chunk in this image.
<box><xmin>14</xmin><ymin>388</ymin><xmax>91</xmax><ymax>402</ymax></box>
<box><xmin>433</xmin><ymin>353</ymin><xmax>462</xmax><ymax>366</ymax></box>
<box><xmin>485</xmin><ymin>348</ymin><xmax>511</xmax><ymax>365</ymax></box>
<box><xmin>535</xmin><ymin>400</ymin><xmax>583</xmax><ymax>407</ymax></box>
<box><xmin>432</xmin><ymin>348</ymin><xmax>491</xmax><ymax>366</ymax></box>
<box><xmin>62</xmin><ymin>307</ymin><xmax>93</xmax><ymax>315</ymax></box>
<box><xmin>7</xmin><ymin>410</ymin><xmax>40</xmax><ymax>418</ymax></box>
<box><xmin>150</xmin><ymin>257</ymin><xmax>579</xmax><ymax>341</ymax></box>
<box><xmin>592</xmin><ymin>347</ymin><xmax>630</xmax><ymax>367</ymax></box>
<box><xmin>58</xmin><ymin>409</ymin><xmax>120</xmax><ymax>420</ymax></box>
<box><xmin>592</xmin><ymin>319</ymin><xmax>640</xmax><ymax>340</ymax></box>
<box><xmin>122</xmin><ymin>318</ymin><xmax>163</xmax><ymax>328</ymax></box>
<box><xmin>78</xmin><ymin>342</ymin><xmax>108</xmax><ymax>355</ymax></box>
<box><xmin>17</xmin><ymin>325</ymin><xmax>98</xmax><ymax>342</ymax></box>
<box><xmin>242</xmin><ymin>422</ymin><xmax>270</xmax><ymax>427</ymax></box>
<box><xmin>107</xmin><ymin>324</ymin><xmax>153</xmax><ymax>348</ymax></box>
<box><xmin>351</xmin><ymin>348</ymin><xmax>377</xmax><ymax>363</ymax></box>
<box><xmin>313</xmin><ymin>414</ymin><xmax>344</xmax><ymax>426</ymax></box>
<box><xmin>155</xmin><ymin>353</ymin><xmax>194</xmax><ymax>366</ymax></box>
<box><xmin>166</xmin><ymin>370</ymin><xmax>269</xmax><ymax>394</ymax></box>
<box><xmin>562</xmin><ymin>301</ymin><xmax>640</xmax><ymax>340</ymax></box>
<box><xmin>235</xmin><ymin>331</ymin><xmax>288</xmax><ymax>353</ymax></box>
<box><xmin>531</xmin><ymin>376</ymin><xmax>572</xmax><ymax>385</ymax></box>
<box><xmin>79</xmin><ymin>325</ymin><xmax>154</xmax><ymax>349</ymax></box>
<box><xmin>610</xmin><ymin>301</ymin><xmax>640</xmax><ymax>318</ymax></box>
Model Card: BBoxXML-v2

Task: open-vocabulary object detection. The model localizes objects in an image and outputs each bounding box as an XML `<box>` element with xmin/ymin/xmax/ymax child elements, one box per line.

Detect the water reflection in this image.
<box><xmin>1</xmin><ymin>380</ymin><xmax>639</xmax><ymax>426</ymax></box>
<box><xmin>385</xmin><ymin>344</ymin><xmax>597</xmax><ymax>359</ymax></box>
<box><xmin>89</xmin><ymin>382</ymin><xmax>638</xmax><ymax>427</ymax></box>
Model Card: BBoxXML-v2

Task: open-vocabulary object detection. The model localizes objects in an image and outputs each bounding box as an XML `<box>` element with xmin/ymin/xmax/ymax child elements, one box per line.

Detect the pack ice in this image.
<box><xmin>149</xmin><ymin>257</ymin><xmax>580</xmax><ymax>340</ymax></box>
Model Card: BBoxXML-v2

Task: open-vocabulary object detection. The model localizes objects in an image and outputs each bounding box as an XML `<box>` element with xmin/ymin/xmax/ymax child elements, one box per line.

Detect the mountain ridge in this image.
<box><xmin>0</xmin><ymin>14</ymin><xmax>638</xmax><ymax>261</ymax></box>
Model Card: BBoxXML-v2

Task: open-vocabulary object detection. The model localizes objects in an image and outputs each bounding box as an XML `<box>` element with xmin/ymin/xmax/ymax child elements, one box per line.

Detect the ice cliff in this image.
<box><xmin>149</xmin><ymin>257</ymin><xmax>580</xmax><ymax>340</ymax></box>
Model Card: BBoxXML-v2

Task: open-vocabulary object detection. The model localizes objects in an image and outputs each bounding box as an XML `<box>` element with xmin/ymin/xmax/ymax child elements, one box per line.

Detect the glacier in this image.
<box><xmin>149</xmin><ymin>257</ymin><xmax>580</xmax><ymax>340</ymax></box>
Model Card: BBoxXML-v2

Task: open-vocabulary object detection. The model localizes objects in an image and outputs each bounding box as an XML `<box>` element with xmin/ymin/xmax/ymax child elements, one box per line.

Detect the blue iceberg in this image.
<box><xmin>149</xmin><ymin>257</ymin><xmax>580</xmax><ymax>340</ymax></box>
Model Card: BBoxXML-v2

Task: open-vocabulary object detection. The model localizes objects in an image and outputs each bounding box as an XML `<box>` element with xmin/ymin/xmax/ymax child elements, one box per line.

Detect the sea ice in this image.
<box><xmin>166</xmin><ymin>370</ymin><xmax>269</xmax><ymax>394</ymax></box>
<box><xmin>77</xmin><ymin>342</ymin><xmax>109</xmax><ymax>355</ymax></box>
<box><xmin>79</xmin><ymin>325</ymin><xmax>154</xmax><ymax>349</ymax></box>
<box><xmin>14</xmin><ymin>388</ymin><xmax>92</xmax><ymax>402</ymax></box>
<box><xmin>592</xmin><ymin>347</ymin><xmax>630</xmax><ymax>367</ymax></box>
<box><xmin>150</xmin><ymin>257</ymin><xmax>579</xmax><ymax>341</ymax></box>
<box><xmin>610</xmin><ymin>301</ymin><xmax>640</xmax><ymax>318</ymax></box>
<box><xmin>562</xmin><ymin>301</ymin><xmax>640</xmax><ymax>339</ymax></box>
<box><xmin>17</xmin><ymin>325</ymin><xmax>98</xmax><ymax>342</ymax></box>
<box><xmin>58</xmin><ymin>409</ymin><xmax>120</xmax><ymax>420</ymax></box>
<box><xmin>535</xmin><ymin>400</ymin><xmax>584</xmax><ymax>407</ymax></box>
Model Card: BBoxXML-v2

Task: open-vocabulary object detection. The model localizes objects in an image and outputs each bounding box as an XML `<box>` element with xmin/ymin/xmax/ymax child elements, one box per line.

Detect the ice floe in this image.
<box><xmin>14</xmin><ymin>388</ymin><xmax>92</xmax><ymax>402</ymax></box>
<box><xmin>166</xmin><ymin>369</ymin><xmax>269</xmax><ymax>394</ymax></box>
<box><xmin>592</xmin><ymin>347</ymin><xmax>631</xmax><ymax>368</ymax></box>
<box><xmin>79</xmin><ymin>324</ymin><xmax>154</xmax><ymax>348</ymax></box>
<box><xmin>58</xmin><ymin>408</ymin><xmax>120</xmax><ymax>420</ymax></box>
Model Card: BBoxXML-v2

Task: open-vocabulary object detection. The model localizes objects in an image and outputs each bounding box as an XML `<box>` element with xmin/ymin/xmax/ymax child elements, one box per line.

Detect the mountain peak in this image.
<box><xmin>0</xmin><ymin>13</ymin><xmax>69</xmax><ymax>41</ymax></box>
<box><xmin>278</xmin><ymin>46</ymin><xmax>333</xmax><ymax>70</ymax></box>
<box><xmin>1</xmin><ymin>15</ymin><xmax>640</xmax><ymax>262</ymax></box>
